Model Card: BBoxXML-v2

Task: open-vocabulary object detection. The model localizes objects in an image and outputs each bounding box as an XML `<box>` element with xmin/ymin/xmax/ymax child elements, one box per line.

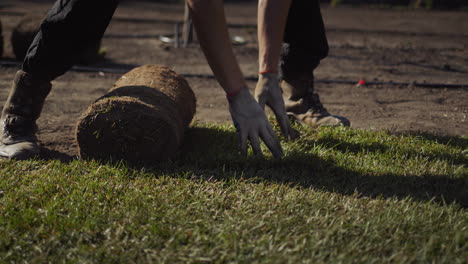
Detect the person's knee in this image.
<box><xmin>280</xmin><ymin>43</ymin><xmax>322</xmax><ymax>77</ymax></box>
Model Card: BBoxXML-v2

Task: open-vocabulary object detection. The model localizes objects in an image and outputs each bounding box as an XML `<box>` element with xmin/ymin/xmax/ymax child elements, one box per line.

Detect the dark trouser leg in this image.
<box><xmin>280</xmin><ymin>0</ymin><xmax>328</xmax><ymax>81</ymax></box>
<box><xmin>23</xmin><ymin>0</ymin><xmax>119</xmax><ymax>81</ymax></box>
<box><xmin>279</xmin><ymin>0</ymin><xmax>350</xmax><ymax>127</ymax></box>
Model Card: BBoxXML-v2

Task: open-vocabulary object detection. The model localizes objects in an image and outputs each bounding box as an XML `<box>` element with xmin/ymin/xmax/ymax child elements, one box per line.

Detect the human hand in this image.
<box><xmin>228</xmin><ymin>88</ymin><xmax>283</xmax><ymax>158</ymax></box>
<box><xmin>255</xmin><ymin>73</ymin><xmax>299</xmax><ymax>140</ymax></box>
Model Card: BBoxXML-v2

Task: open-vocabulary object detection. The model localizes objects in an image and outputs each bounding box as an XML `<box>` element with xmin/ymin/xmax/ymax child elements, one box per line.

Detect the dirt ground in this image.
<box><xmin>0</xmin><ymin>0</ymin><xmax>467</xmax><ymax>159</ymax></box>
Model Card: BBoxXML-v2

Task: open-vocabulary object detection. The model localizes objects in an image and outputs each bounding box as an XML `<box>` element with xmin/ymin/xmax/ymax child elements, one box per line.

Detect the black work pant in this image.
<box><xmin>23</xmin><ymin>0</ymin><xmax>328</xmax><ymax>82</ymax></box>
<box><xmin>23</xmin><ymin>0</ymin><xmax>118</xmax><ymax>81</ymax></box>
<box><xmin>281</xmin><ymin>0</ymin><xmax>329</xmax><ymax>80</ymax></box>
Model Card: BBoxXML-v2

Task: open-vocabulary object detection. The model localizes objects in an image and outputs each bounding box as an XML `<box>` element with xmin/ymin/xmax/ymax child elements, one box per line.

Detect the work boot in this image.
<box><xmin>0</xmin><ymin>70</ymin><xmax>51</xmax><ymax>159</ymax></box>
<box><xmin>281</xmin><ymin>73</ymin><xmax>350</xmax><ymax>128</ymax></box>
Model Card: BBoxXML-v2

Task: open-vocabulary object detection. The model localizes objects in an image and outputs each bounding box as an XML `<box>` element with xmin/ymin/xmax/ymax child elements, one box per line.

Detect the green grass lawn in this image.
<box><xmin>0</xmin><ymin>123</ymin><xmax>467</xmax><ymax>263</ymax></box>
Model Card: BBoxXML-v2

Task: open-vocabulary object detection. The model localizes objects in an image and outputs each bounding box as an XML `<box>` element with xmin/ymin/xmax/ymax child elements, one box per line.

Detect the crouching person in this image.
<box><xmin>0</xmin><ymin>0</ymin><xmax>288</xmax><ymax>160</ymax></box>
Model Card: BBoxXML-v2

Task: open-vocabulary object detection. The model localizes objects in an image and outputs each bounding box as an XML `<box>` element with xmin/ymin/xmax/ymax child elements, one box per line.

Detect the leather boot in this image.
<box><xmin>0</xmin><ymin>70</ymin><xmax>51</xmax><ymax>159</ymax></box>
<box><xmin>281</xmin><ymin>73</ymin><xmax>350</xmax><ymax>128</ymax></box>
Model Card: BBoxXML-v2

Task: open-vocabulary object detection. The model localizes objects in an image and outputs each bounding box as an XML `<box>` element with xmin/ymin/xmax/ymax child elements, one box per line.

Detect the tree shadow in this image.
<box><xmin>174</xmin><ymin>126</ymin><xmax>468</xmax><ymax>208</ymax></box>
<box><xmin>39</xmin><ymin>126</ymin><xmax>467</xmax><ymax>208</ymax></box>
<box><xmin>313</xmin><ymin>134</ymin><xmax>467</xmax><ymax>167</ymax></box>
<box><xmin>393</xmin><ymin>131</ymin><xmax>468</xmax><ymax>149</ymax></box>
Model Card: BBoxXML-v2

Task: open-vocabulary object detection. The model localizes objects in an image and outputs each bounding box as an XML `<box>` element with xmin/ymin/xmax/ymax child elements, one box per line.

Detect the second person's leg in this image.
<box><xmin>280</xmin><ymin>0</ymin><xmax>350</xmax><ymax>128</ymax></box>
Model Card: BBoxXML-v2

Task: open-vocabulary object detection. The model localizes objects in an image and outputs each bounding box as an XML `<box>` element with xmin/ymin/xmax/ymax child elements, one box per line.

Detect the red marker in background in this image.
<box><xmin>357</xmin><ymin>79</ymin><xmax>366</xmax><ymax>86</ymax></box>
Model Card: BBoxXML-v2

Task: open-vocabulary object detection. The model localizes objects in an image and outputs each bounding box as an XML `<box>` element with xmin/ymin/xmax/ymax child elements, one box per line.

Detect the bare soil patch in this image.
<box><xmin>0</xmin><ymin>1</ymin><xmax>467</xmax><ymax>159</ymax></box>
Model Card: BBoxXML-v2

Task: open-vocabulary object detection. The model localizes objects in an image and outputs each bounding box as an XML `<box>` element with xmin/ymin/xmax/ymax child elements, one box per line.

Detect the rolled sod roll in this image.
<box><xmin>75</xmin><ymin>65</ymin><xmax>196</xmax><ymax>164</ymax></box>
<box><xmin>11</xmin><ymin>15</ymin><xmax>102</xmax><ymax>63</ymax></box>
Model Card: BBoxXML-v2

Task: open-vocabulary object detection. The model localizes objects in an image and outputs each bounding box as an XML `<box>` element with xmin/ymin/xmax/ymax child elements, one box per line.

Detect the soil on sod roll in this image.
<box><xmin>113</xmin><ymin>65</ymin><xmax>196</xmax><ymax>127</ymax></box>
<box><xmin>76</xmin><ymin>65</ymin><xmax>196</xmax><ymax>164</ymax></box>
<box><xmin>11</xmin><ymin>15</ymin><xmax>102</xmax><ymax>64</ymax></box>
<box><xmin>76</xmin><ymin>96</ymin><xmax>183</xmax><ymax>164</ymax></box>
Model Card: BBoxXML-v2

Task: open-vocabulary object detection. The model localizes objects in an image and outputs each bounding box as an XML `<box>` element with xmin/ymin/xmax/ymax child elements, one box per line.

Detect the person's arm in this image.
<box><xmin>258</xmin><ymin>0</ymin><xmax>291</xmax><ymax>74</ymax></box>
<box><xmin>255</xmin><ymin>0</ymin><xmax>298</xmax><ymax>140</ymax></box>
<box><xmin>187</xmin><ymin>0</ymin><xmax>283</xmax><ymax>158</ymax></box>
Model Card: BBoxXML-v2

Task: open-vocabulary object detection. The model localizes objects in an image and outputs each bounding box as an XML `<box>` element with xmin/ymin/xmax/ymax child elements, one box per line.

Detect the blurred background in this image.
<box><xmin>124</xmin><ymin>0</ymin><xmax>468</xmax><ymax>10</ymax></box>
<box><xmin>0</xmin><ymin>0</ymin><xmax>467</xmax><ymax>156</ymax></box>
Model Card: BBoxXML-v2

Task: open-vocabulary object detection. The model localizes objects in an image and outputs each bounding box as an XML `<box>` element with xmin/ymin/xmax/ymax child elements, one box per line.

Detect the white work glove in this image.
<box><xmin>228</xmin><ymin>88</ymin><xmax>283</xmax><ymax>158</ymax></box>
<box><xmin>255</xmin><ymin>73</ymin><xmax>299</xmax><ymax>140</ymax></box>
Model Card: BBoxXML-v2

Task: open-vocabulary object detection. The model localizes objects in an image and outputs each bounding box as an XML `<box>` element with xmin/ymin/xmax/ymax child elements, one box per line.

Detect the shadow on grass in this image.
<box><xmin>175</xmin><ymin>127</ymin><xmax>468</xmax><ymax>208</ymax></box>
<box><xmin>314</xmin><ymin>134</ymin><xmax>467</xmax><ymax>167</ymax></box>
<box><xmin>394</xmin><ymin>131</ymin><xmax>468</xmax><ymax>149</ymax></box>
<box><xmin>39</xmin><ymin>126</ymin><xmax>467</xmax><ymax>208</ymax></box>
<box><xmin>39</xmin><ymin>147</ymin><xmax>76</xmax><ymax>163</ymax></box>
